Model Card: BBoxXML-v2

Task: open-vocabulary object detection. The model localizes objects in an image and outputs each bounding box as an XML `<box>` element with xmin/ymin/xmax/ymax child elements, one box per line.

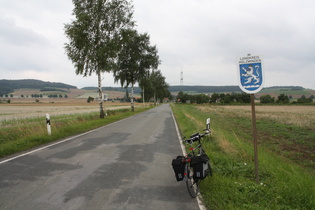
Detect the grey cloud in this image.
<box><xmin>0</xmin><ymin>16</ymin><xmax>49</xmax><ymax>47</ymax></box>
<box><xmin>0</xmin><ymin>0</ymin><xmax>315</xmax><ymax>89</ymax></box>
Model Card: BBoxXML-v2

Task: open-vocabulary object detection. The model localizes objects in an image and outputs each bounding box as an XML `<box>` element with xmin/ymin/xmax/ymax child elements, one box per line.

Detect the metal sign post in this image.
<box><xmin>238</xmin><ymin>54</ymin><xmax>264</xmax><ymax>184</ymax></box>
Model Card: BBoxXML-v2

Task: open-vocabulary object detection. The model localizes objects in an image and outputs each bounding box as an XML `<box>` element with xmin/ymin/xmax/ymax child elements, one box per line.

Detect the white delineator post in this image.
<box><xmin>206</xmin><ymin>118</ymin><xmax>210</xmax><ymax>130</ymax></box>
<box><xmin>46</xmin><ymin>113</ymin><xmax>51</xmax><ymax>135</ymax></box>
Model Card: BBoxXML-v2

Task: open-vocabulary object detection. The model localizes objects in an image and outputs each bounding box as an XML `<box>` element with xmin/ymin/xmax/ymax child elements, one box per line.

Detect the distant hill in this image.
<box><xmin>0</xmin><ymin>79</ymin><xmax>77</xmax><ymax>95</ymax></box>
<box><xmin>82</xmin><ymin>85</ymin><xmax>243</xmax><ymax>94</ymax></box>
<box><xmin>1</xmin><ymin>79</ymin><xmax>314</xmax><ymax>99</ymax></box>
<box><xmin>82</xmin><ymin>85</ymin><xmax>315</xmax><ymax>98</ymax></box>
<box><xmin>256</xmin><ymin>86</ymin><xmax>315</xmax><ymax>99</ymax></box>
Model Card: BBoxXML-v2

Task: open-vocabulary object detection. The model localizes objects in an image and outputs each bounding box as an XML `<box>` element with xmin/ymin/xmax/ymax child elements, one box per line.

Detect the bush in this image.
<box><xmin>277</xmin><ymin>94</ymin><xmax>290</xmax><ymax>103</ymax></box>
<box><xmin>87</xmin><ymin>96</ymin><xmax>94</xmax><ymax>103</ymax></box>
<box><xmin>260</xmin><ymin>95</ymin><xmax>275</xmax><ymax>103</ymax></box>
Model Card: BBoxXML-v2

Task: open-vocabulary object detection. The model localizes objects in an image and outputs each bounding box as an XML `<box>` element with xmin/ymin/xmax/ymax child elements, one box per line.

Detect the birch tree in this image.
<box><xmin>114</xmin><ymin>29</ymin><xmax>159</xmax><ymax>111</ymax></box>
<box><xmin>64</xmin><ymin>0</ymin><xmax>134</xmax><ymax>118</ymax></box>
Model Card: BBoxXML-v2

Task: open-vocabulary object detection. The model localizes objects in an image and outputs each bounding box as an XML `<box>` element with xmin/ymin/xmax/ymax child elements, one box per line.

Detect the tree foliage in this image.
<box><xmin>277</xmin><ymin>93</ymin><xmax>290</xmax><ymax>104</ymax></box>
<box><xmin>64</xmin><ymin>0</ymin><xmax>134</xmax><ymax>118</ymax></box>
<box><xmin>260</xmin><ymin>95</ymin><xmax>275</xmax><ymax>104</ymax></box>
<box><xmin>150</xmin><ymin>70</ymin><xmax>171</xmax><ymax>102</ymax></box>
<box><xmin>113</xmin><ymin>29</ymin><xmax>160</xmax><ymax>110</ymax></box>
<box><xmin>177</xmin><ymin>92</ymin><xmax>251</xmax><ymax>104</ymax></box>
<box><xmin>296</xmin><ymin>95</ymin><xmax>313</xmax><ymax>103</ymax></box>
<box><xmin>114</xmin><ymin>29</ymin><xmax>159</xmax><ymax>87</ymax></box>
<box><xmin>140</xmin><ymin>70</ymin><xmax>170</xmax><ymax>103</ymax></box>
<box><xmin>169</xmin><ymin>86</ymin><xmax>242</xmax><ymax>93</ymax></box>
<box><xmin>65</xmin><ymin>0</ymin><xmax>134</xmax><ymax>76</ymax></box>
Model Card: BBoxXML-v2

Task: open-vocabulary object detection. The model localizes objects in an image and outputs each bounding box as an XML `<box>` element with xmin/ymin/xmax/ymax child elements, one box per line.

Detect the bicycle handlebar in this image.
<box><xmin>182</xmin><ymin>129</ymin><xmax>210</xmax><ymax>143</ymax></box>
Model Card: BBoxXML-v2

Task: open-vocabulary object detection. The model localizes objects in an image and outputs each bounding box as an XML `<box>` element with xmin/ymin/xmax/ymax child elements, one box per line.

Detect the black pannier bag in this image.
<box><xmin>191</xmin><ymin>154</ymin><xmax>209</xmax><ymax>180</ymax></box>
<box><xmin>171</xmin><ymin>156</ymin><xmax>185</xmax><ymax>181</ymax></box>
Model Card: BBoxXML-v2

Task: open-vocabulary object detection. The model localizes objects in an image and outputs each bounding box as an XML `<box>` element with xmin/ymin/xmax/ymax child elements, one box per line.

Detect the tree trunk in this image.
<box><xmin>154</xmin><ymin>92</ymin><xmax>156</xmax><ymax>105</ymax></box>
<box><xmin>98</xmin><ymin>71</ymin><xmax>105</xmax><ymax>118</ymax></box>
<box><xmin>142</xmin><ymin>86</ymin><xmax>145</xmax><ymax>105</ymax></box>
<box><xmin>131</xmin><ymin>84</ymin><xmax>135</xmax><ymax>111</ymax></box>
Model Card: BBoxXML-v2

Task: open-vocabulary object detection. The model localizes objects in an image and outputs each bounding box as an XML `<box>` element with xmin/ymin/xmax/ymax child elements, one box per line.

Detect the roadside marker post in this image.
<box><xmin>46</xmin><ymin>113</ymin><xmax>51</xmax><ymax>136</ymax></box>
<box><xmin>238</xmin><ymin>54</ymin><xmax>264</xmax><ymax>184</ymax></box>
<box><xmin>206</xmin><ymin>118</ymin><xmax>210</xmax><ymax>130</ymax></box>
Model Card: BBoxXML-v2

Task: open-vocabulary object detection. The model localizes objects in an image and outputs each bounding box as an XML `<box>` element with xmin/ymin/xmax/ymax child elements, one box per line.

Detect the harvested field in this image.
<box><xmin>196</xmin><ymin>105</ymin><xmax>315</xmax><ymax>169</ymax></box>
<box><xmin>199</xmin><ymin>105</ymin><xmax>315</xmax><ymax>128</ymax></box>
<box><xmin>0</xmin><ymin>101</ymin><xmax>133</xmax><ymax>123</ymax></box>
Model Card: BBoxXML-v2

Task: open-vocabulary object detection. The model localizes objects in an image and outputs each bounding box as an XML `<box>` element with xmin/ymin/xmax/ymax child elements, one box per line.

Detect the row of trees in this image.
<box><xmin>65</xmin><ymin>0</ymin><xmax>167</xmax><ymax>117</ymax></box>
<box><xmin>260</xmin><ymin>94</ymin><xmax>314</xmax><ymax>104</ymax></box>
<box><xmin>177</xmin><ymin>92</ymin><xmax>251</xmax><ymax>104</ymax></box>
<box><xmin>0</xmin><ymin>94</ymin><xmax>68</xmax><ymax>98</ymax></box>
<box><xmin>177</xmin><ymin>92</ymin><xmax>314</xmax><ymax>104</ymax></box>
<box><xmin>47</xmin><ymin>94</ymin><xmax>69</xmax><ymax>99</ymax></box>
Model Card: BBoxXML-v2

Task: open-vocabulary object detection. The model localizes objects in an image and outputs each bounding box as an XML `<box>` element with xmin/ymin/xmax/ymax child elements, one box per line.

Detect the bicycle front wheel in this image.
<box><xmin>186</xmin><ymin>166</ymin><xmax>200</xmax><ymax>198</ymax></box>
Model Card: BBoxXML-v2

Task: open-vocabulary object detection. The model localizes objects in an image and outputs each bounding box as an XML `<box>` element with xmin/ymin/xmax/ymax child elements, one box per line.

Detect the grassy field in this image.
<box><xmin>171</xmin><ymin>104</ymin><xmax>315</xmax><ymax>209</ymax></box>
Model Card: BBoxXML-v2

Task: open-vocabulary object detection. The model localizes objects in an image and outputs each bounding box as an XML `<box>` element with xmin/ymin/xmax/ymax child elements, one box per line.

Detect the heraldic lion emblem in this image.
<box><xmin>242</xmin><ymin>65</ymin><xmax>260</xmax><ymax>84</ymax></box>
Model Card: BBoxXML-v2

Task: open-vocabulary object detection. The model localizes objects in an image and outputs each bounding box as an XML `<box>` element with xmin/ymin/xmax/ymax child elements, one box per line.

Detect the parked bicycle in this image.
<box><xmin>172</xmin><ymin>118</ymin><xmax>212</xmax><ymax>198</ymax></box>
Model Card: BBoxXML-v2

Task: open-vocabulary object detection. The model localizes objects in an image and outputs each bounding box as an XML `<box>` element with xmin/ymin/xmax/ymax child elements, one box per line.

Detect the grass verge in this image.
<box><xmin>0</xmin><ymin>107</ymin><xmax>151</xmax><ymax>158</ymax></box>
<box><xmin>171</xmin><ymin>104</ymin><xmax>315</xmax><ymax>209</ymax></box>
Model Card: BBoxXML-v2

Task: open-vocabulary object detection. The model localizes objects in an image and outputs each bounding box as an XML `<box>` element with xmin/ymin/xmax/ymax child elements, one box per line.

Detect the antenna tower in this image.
<box><xmin>180</xmin><ymin>69</ymin><xmax>183</xmax><ymax>87</ymax></box>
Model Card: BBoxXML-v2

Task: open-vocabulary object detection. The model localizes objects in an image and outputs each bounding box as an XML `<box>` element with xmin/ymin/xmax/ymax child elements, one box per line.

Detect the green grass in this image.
<box><xmin>171</xmin><ymin>104</ymin><xmax>315</xmax><ymax>209</ymax></box>
<box><xmin>0</xmin><ymin>107</ymin><xmax>151</xmax><ymax>158</ymax></box>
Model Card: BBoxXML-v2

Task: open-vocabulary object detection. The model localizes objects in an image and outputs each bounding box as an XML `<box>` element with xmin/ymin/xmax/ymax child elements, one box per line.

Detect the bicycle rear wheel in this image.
<box><xmin>186</xmin><ymin>166</ymin><xmax>200</xmax><ymax>198</ymax></box>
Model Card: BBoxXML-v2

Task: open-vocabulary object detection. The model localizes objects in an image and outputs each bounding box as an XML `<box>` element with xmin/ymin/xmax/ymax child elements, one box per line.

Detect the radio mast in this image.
<box><xmin>180</xmin><ymin>69</ymin><xmax>183</xmax><ymax>90</ymax></box>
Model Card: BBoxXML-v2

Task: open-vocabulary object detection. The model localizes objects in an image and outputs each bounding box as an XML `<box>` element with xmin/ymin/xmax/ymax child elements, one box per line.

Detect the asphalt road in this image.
<box><xmin>0</xmin><ymin>104</ymin><xmax>201</xmax><ymax>210</ymax></box>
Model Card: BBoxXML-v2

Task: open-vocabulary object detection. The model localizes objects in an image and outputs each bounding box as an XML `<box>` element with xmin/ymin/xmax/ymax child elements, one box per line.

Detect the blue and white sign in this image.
<box><xmin>238</xmin><ymin>54</ymin><xmax>264</xmax><ymax>94</ymax></box>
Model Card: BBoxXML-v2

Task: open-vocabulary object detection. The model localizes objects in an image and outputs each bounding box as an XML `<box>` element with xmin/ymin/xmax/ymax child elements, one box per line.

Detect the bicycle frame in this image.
<box><xmin>172</xmin><ymin>118</ymin><xmax>212</xmax><ymax>198</ymax></box>
<box><xmin>189</xmin><ymin>142</ymin><xmax>203</xmax><ymax>156</ymax></box>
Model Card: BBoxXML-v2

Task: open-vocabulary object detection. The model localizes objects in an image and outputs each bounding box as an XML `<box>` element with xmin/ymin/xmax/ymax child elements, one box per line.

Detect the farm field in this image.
<box><xmin>205</xmin><ymin>105</ymin><xmax>315</xmax><ymax>128</ymax></box>
<box><xmin>0</xmin><ymin>100</ymin><xmax>132</xmax><ymax>122</ymax></box>
<box><xmin>8</xmin><ymin>88</ymin><xmax>126</xmax><ymax>99</ymax></box>
<box><xmin>197</xmin><ymin>105</ymin><xmax>315</xmax><ymax>168</ymax></box>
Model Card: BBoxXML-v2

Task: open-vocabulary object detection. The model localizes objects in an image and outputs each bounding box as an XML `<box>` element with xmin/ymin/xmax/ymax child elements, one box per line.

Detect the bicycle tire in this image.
<box><xmin>186</xmin><ymin>165</ymin><xmax>200</xmax><ymax>198</ymax></box>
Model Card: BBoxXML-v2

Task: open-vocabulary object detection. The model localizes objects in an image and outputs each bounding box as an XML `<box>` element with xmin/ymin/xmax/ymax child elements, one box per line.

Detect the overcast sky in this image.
<box><xmin>0</xmin><ymin>0</ymin><xmax>314</xmax><ymax>89</ymax></box>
